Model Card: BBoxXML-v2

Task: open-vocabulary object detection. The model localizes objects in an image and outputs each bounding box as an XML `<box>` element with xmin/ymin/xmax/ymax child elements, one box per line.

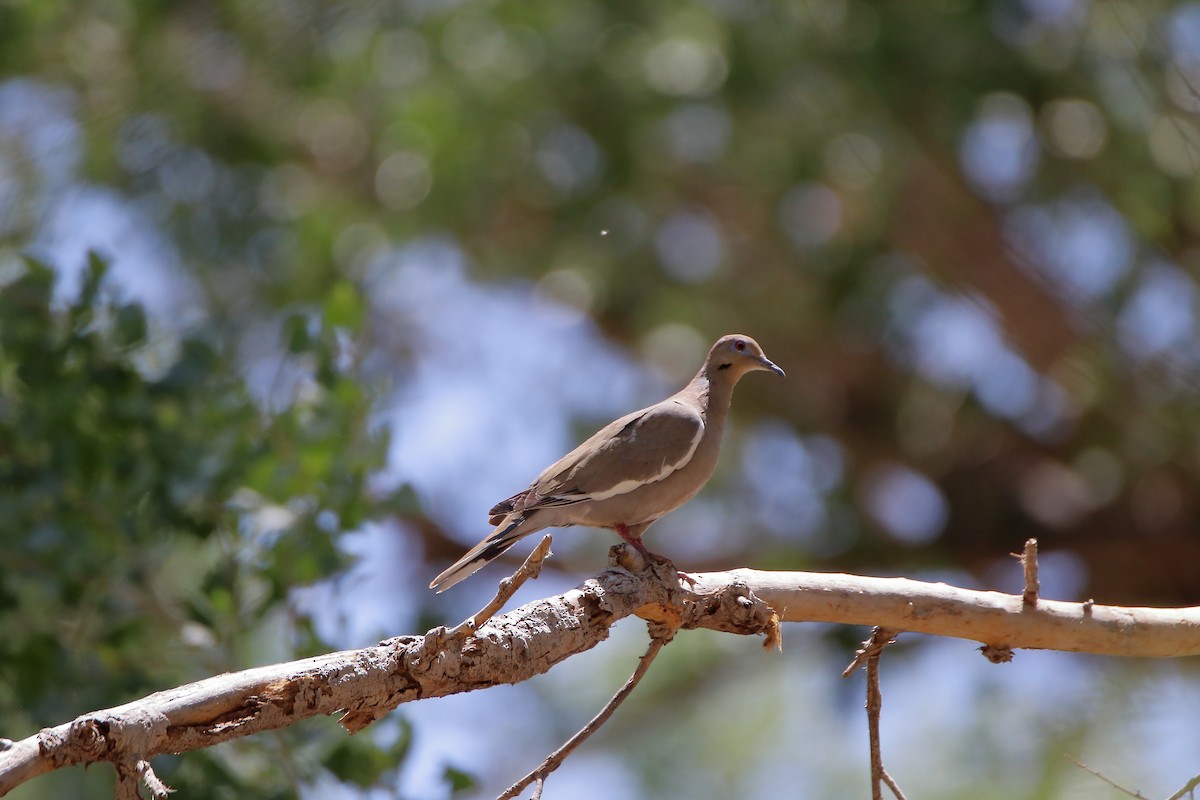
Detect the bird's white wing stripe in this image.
<box><xmin>576</xmin><ymin>407</ymin><xmax>704</xmax><ymax>503</ymax></box>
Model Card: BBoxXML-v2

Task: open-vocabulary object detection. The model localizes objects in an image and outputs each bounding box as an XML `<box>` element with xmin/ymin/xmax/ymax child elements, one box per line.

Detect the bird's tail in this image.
<box><xmin>429</xmin><ymin>514</ymin><xmax>536</xmax><ymax>593</ymax></box>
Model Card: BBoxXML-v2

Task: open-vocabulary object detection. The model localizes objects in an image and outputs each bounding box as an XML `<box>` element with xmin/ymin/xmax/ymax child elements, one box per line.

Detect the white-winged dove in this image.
<box><xmin>429</xmin><ymin>334</ymin><xmax>784</xmax><ymax>592</ymax></box>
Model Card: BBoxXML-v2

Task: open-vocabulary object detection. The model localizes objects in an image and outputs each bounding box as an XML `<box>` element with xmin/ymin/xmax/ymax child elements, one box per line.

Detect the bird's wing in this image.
<box><xmin>521</xmin><ymin>399</ymin><xmax>704</xmax><ymax>509</ymax></box>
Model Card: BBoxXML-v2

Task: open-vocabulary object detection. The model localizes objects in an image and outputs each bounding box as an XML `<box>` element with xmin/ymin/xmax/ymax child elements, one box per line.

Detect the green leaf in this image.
<box><xmin>322</xmin><ymin>737</ymin><xmax>396</xmax><ymax>788</ymax></box>
<box><xmin>76</xmin><ymin>251</ymin><xmax>107</xmax><ymax>316</ymax></box>
<box><xmin>443</xmin><ymin>763</ymin><xmax>477</xmax><ymax>793</ymax></box>
<box><xmin>323</xmin><ymin>280</ymin><xmax>363</xmax><ymax>331</ymax></box>
<box><xmin>114</xmin><ymin>304</ymin><xmax>147</xmax><ymax>348</ymax></box>
<box><xmin>283</xmin><ymin>313</ymin><xmax>313</xmax><ymax>354</ymax></box>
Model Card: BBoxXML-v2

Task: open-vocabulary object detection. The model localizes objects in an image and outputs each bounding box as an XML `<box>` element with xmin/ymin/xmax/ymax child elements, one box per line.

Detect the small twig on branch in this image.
<box><xmin>1015</xmin><ymin>538</ymin><xmax>1039</xmax><ymax>607</ymax></box>
<box><xmin>1166</xmin><ymin>773</ymin><xmax>1200</xmax><ymax>800</ymax></box>
<box><xmin>1067</xmin><ymin>755</ymin><xmax>1147</xmax><ymax>799</ymax></box>
<box><xmin>880</xmin><ymin>769</ymin><xmax>907</xmax><ymax>800</ymax></box>
<box><xmin>842</xmin><ymin>626</ymin><xmax>898</xmax><ymax>678</ymax></box>
<box><xmin>449</xmin><ymin>535</ymin><xmax>554</xmax><ymax>639</ymax></box>
<box><xmin>115</xmin><ymin>758</ymin><xmax>172</xmax><ymax>800</ymax></box>
<box><xmin>496</xmin><ymin>622</ymin><xmax>678</xmax><ymax>800</ymax></box>
<box><xmin>137</xmin><ymin>759</ymin><xmax>174</xmax><ymax>799</ymax></box>
<box><xmin>979</xmin><ymin>643</ymin><xmax>1014</xmax><ymax>664</ymax></box>
<box><xmin>867</xmin><ymin>632</ymin><xmax>906</xmax><ymax>800</ymax></box>
<box><xmin>844</xmin><ymin>628</ymin><xmax>906</xmax><ymax>800</ymax></box>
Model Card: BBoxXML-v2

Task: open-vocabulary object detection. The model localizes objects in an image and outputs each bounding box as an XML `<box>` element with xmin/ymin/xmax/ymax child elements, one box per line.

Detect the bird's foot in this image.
<box><xmin>614</xmin><ymin>525</ymin><xmax>696</xmax><ymax>588</ymax></box>
<box><xmin>638</xmin><ymin>548</ymin><xmax>698</xmax><ymax>589</ymax></box>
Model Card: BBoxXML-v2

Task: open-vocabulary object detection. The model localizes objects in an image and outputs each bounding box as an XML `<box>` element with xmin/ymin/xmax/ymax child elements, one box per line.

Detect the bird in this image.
<box><xmin>428</xmin><ymin>334</ymin><xmax>785</xmax><ymax>592</ymax></box>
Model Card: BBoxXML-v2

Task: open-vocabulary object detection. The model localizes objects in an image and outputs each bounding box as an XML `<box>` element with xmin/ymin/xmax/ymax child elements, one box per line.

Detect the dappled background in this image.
<box><xmin>4</xmin><ymin>0</ymin><xmax>1200</xmax><ymax>797</ymax></box>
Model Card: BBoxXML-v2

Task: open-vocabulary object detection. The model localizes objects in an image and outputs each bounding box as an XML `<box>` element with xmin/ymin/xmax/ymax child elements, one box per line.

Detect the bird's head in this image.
<box><xmin>706</xmin><ymin>334</ymin><xmax>785</xmax><ymax>380</ymax></box>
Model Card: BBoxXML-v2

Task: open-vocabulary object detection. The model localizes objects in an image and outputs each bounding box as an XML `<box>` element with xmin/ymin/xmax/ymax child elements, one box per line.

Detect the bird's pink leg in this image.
<box><xmin>613</xmin><ymin>523</ymin><xmax>655</xmax><ymax>560</ymax></box>
<box><xmin>614</xmin><ymin>524</ymin><xmax>697</xmax><ymax>587</ymax></box>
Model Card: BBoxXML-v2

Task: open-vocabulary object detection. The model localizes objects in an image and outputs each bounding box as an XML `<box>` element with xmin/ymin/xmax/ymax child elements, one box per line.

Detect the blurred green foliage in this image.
<box><xmin>0</xmin><ymin>254</ymin><xmax>390</xmax><ymax>796</ymax></box>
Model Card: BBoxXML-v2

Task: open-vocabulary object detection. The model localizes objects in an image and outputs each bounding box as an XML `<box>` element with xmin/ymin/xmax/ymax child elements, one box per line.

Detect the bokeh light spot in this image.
<box><xmin>1040</xmin><ymin>98</ymin><xmax>1107</xmax><ymax>159</ymax></box>
<box><xmin>375</xmin><ymin>151</ymin><xmax>433</xmax><ymax>211</ymax></box>
<box><xmin>778</xmin><ymin>182</ymin><xmax>841</xmax><ymax>248</ymax></box>
<box><xmin>959</xmin><ymin>93</ymin><xmax>1039</xmax><ymax>202</ymax></box>
<box><xmin>654</xmin><ymin>207</ymin><xmax>725</xmax><ymax>282</ymax></box>
<box><xmin>662</xmin><ymin>103</ymin><xmax>731</xmax><ymax>163</ymax></box>
<box><xmin>643</xmin><ymin>38</ymin><xmax>728</xmax><ymax>96</ymax></box>
<box><xmin>862</xmin><ymin>463</ymin><xmax>948</xmax><ymax>544</ymax></box>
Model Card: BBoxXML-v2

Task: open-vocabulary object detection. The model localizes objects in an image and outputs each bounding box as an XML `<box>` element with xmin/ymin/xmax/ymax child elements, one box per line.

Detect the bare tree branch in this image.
<box><xmin>699</xmin><ymin>569</ymin><xmax>1200</xmax><ymax>658</ymax></box>
<box><xmin>5</xmin><ymin>554</ymin><xmax>1200</xmax><ymax>796</ymax></box>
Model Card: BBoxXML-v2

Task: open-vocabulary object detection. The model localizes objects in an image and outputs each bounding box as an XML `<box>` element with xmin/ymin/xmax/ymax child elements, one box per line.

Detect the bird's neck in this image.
<box><xmin>694</xmin><ymin>369</ymin><xmax>737</xmax><ymax>417</ymax></box>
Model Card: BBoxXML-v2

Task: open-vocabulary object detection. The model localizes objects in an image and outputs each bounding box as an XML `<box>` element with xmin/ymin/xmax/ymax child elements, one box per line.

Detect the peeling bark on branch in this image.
<box><xmin>3</xmin><ymin>559</ymin><xmax>1200</xmax><ymax>797</ymax></box>
<box><xmin>0</xmin><ymin>562</ymin><xmax>773</xmax><ymax>797</ymax></box>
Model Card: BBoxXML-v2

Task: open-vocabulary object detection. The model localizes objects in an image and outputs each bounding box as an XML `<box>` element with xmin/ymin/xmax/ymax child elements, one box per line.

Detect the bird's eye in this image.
<box><xmin>734</xmin><ymin>340</ymin><xmax>747</xmax><ymax>352</ymax></box>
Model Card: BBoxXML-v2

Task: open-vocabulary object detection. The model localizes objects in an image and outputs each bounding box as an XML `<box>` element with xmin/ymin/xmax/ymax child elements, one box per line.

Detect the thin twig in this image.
<box><xmin>866</xmin><ymin>630</ymin><xmax>905</xmax><ymax>800</ymax></box>
<box><xmin>844</xmin><ymin>628</ymin><xmax>907</xmax><ymax>800</ymax></box>
<box><xmin>842</xmin><ymin>626</ymin><xmax>898</xmax><ymax>677</ymax></box>
<box><xmin>114</xmin><ymin>758</ymin><xmax>173</xmax><ymax>800</ymax></box>
<box><xmin>137</xmin><ymin>759</ymin><xmax>173</xmax><ymax>798</ymax></box>
<box><xmin>449</xmin><ymin>535</ymin><xmax>553</xmax><ymax>639</ymax></box>
<box><xmin>1016</xmin><ymin>538</ymin><xmax>1039</xmax><ymax>607</ymax></box>
<box><xmin>866</xmin><ymin>646</ymin><xmax>884</xmax><ymax>800</ymax></box>
<box><xmin>496</xmin><ymin>623</ymin><xmax>677</xmax><ymax>800</ymax></box>
<box><xmin>880</xmin><ymin>768</ymin><xmax>907</xmax><ymax>800</ymax></box>
<box><xmin>842</xmin><ymin>646</ymin><xmax>869</xmax><ymax>678</ymax></box>
<box><xmin>1166</xmin><ymin>772</ymin><xmax>1200</xmax><ymax>800</ymax></box>
<box><xmin>1067</xmin><ymin>755</ymin><xmax>1147</xmax><ymax>799</ymax></box>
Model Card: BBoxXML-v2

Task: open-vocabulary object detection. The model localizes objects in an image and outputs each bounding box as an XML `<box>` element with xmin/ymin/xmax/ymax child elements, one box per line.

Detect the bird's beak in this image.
<box><xmin>757</xmin><ymin>356</ymin><xmax>785</xmax><ymax>377</ymax></box>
